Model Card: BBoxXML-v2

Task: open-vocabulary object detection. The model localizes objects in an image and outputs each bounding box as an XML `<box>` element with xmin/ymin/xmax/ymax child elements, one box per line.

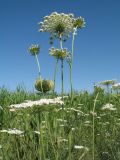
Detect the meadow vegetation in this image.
<box><xmin>0</xmin><ymin>86</ymin><xmax>120</xmax><ymax>160</ymax></box>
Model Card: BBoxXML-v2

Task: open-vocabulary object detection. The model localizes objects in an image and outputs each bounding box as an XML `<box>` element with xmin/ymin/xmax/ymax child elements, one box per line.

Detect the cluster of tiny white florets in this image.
<box><xmin>49</xmin><ymin>47</ymin><xmax>70</xmax><ymax>59</ymax></box>
<box><xmin>73</xmin><ymin>16</ymin><xmax>86</xmax><ymax>29</ymax></box>
<box><xmin>74</xmin><ymin>145</ymin><xmax>89</xmax><ymax>151</ymax></box>
<box><xmin>112</xmin><ymin>83</ymin><xmax>120</xmax><ymax>90</ymax></box>
<box><xmin>0</xmin><ymin>128</ymin><xmax>24</xmax><ymax>135</ymax></box>
<box><xmin>9</xmin><ymin>97</ymin><xmax>64</xmax><ymax>111</ymax></box>
<box><xmin>28</xmin><ymin>44</ymin><xmax>40</xmax><ymax>55</ymax></box>
<box><xmin>39</xmin><ymin>12</ymin><xmax>75</xmax><ymax>37</ymax></box>
<box><xmin>99</xmin><ymin>79</ymin><xmax>116</xmax><ymax>86</ymax></box>
<box><xmin>101</xmin><ymin>103</ymin><xmax>116</xmax><ymax>111</ymax></box>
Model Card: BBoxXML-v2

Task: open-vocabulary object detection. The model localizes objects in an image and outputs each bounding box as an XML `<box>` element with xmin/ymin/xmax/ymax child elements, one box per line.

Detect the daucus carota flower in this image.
<box><xmin>34</xmin><ymin>131</ymin><xmax>40</xmax><ymax>135</ymax></box>
<box><xmin>73</xmin><ymin>17</ymin><xmax>86</xmax><ymax>29</ymax></box>
<box><xmin>112</xmin><ymin>83</ymin><xmax>120</xmax><ymax>90</ymax></box>
<box><xmin>74</xmin><ymin>145</ymin><xmax>89</xmax><ymax>151</ymax></box>
<box><xmin>29</xmin><ymin>44</ymin><xmax>40</xmax><ymax>55</ymax></box>
<box><xmin>35</xmin><ymin>79</ymin><xmax>54</xmax><ymax>93</ymax></box>
<box><xmin>101</xmin><ymin>103</ymin><xmax>116</xmax><ymax>111</ymax></box>
<box><xmin>49</xmin><ymin>47</ymin><xmax>70</xmax><ymax>60</ymax></box>
<box><xmin>9</xmin><ymin>98</ymin><xmax>64</xmax><ymax>110</ymax></box>
<box><xmin>39</xmin><ymin>12</ymin><xmax>74</xmax><ymax>38</ymax></box>
<box><xmin>93</xmin><ymin>85</ymin><xmax>104</xmax><ymax>94</ymax></box>
<box><xmin>0</xmin><ymin>128</ymin><xmax>24</xmax><ymax>135</ymax></box>
<box><xmin>99</xmin><ymin>80</ymin><xmax>116</xmax><ymax>86</ymax></box>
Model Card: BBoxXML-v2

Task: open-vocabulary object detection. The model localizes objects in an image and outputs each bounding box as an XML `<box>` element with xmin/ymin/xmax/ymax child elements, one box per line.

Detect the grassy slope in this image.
<box><xmin>0</xmin><ymin>86</ymin><xmax>120</xmax><ymax>160</ymax></box>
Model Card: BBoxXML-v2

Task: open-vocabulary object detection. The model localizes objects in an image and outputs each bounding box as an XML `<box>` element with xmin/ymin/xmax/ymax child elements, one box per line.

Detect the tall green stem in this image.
<box><xmin>35</xmin><ymin>54</ymin><xmax>41</xmax><ymax>79</ymax></box>
<box><xmin>61</xmin><ymin>59</ymin><xmax>64</xmax><ymax>100</ymax></box>
<box><xmin>53</xmin><ymin>58</ymin><xmax>59</xmax><ymax>94</ymax></box>
<box><xmin>71</xmin><ymin>28</ymin><xmax>76</xmax><ymax>61</ymax></box>
<box><xmin>92</xmin><ymin>93</ymin><xmax>99</xmax><ymax>160</ymax></box>
<box><xmin>60</xmin><ymin>34</ymin><xmax>63</xmax><ymax>49</ymax></box>
<box><xmin>69</xmin><ymin>63</ymin><xmax>73</xmax><ymax>100</ymax></box>
<box><xmin>70</xmin><ymin>28</ymin><xmax>76</xmax><ymax>100</ymax></box>
<box><xmin>59</xmin><ymin>34</ymin><xmax>64</xmax><ymax>101</ymax></box>
<box><xmin>35</xmin><ymin>54</ymin><xmax>43</xmax><ymax>94</ymax></box>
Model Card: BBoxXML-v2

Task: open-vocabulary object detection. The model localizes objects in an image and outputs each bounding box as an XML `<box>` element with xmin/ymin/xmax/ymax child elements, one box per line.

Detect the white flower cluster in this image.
<box><xmin>39</xmin><ymin>12</ymin><xmax>74</xmax><ymax>36</ymax></box>
<box><xmin>101</xmin><ymin>103</ymin><xmax>116</xmax><ymax>111</ymax></box>
<box><xmin>73</xmin><ymin>17</ymin><xmax>86</xmax><ymax>29</ymax></box>
<box><xmin>9</xmin><ymin>97</ymin><xmax>64</xmax><ymax>110</ymax></box>
<box><xmin>0</xmin><ymin>128</ymin><xmax>24</xmax><ymax>135</ymax></box>
<box><xmin>28</xmin><ymin>44</ymin><xmax>40</xmax><ymax>55</ymax></box>
<box><xmin>99</xmin><ymin>79</ymin><xmax>116</xmax><ymax>86</ymax></box>
<box><xmin>49</xmin><ymin>47</ymin><xmax>70</xmax><ymax>59</ymax></box>
<box><xmin>34</xmin><ymin>131</ymin><xmax>40</xmax><ymax>135</ymax></box>
<box><xmin>112</xmin><ymin>83</ymin><xmax>120</xmax><ymax>90</ymax></box>
<box><xmin>74</xmin><ymin>145</ymin><xmax>89</xmax><ymax>151</ymax></box>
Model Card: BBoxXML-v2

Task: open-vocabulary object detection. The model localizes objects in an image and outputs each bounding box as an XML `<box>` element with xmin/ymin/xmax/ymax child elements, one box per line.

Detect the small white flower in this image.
<box><xmin>97</xmin><ymin>116</ymin><xmax>101</xmax><ymax>119</ymax></box>
<box><xmin>101</xmin><ymin>103</ymin><xmax>116</xmax><ymax>111</ymax></box>
<box><xmin>34</xmin><ymin>131</ymin><xmax>40</xmax><ymax>135</ymax></box>
<box><xmin>58</xmin><ymin>138</ymin><xmax>68</xmax><ymax>142</ymax></box>
<box><xmin>71</xmin><ymin>128</ymin><xmax>75</xmax><ymax>131</ymax></box>
<box><xmin>56</xmin><ymin>119</ymin><xmax>67</xmax><ymax>123</ymax></box>
<box><xmin>74</xmin><ymin>145</ymin><xmax>84</xmax><ymax>149</ymax></box>
<box><xmin>74</xmin><ymin>145</ymin><xmax>89</xmax><ymax>151</ymax></box>
<box><xmin>112</xmin><ymin>83</ymin><xmax>120</xmax><ymax>90</ymax></box>
<box><xmin>9</xmin><ymin>109</ymin><xmax>16</xmax><ymax>112</ymax></box>
<box><xmin>84</xmin><ymin>121</ymin><xmax>90</xmax><ymax>124</ymax></box>
<box><xmin>99</xmin><ymin>79</ymin><xmax>116</xmax><ymax>86</ymax></box>
<box><xmin>59</xmin><ymin>124</ymin><xmax>65</xmax><ymax>127</ymax></box>
<box><xmin>0</xmin><ymin>128</ymin><xmax>24</xmax><ymax>135</ymax></box>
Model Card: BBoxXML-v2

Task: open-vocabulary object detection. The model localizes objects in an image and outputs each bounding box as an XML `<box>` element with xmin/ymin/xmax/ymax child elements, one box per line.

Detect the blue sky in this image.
<box><xmin>0</xmin><ymin>0</ymin><xmax>120</xmax><ymax>92</ymax></box>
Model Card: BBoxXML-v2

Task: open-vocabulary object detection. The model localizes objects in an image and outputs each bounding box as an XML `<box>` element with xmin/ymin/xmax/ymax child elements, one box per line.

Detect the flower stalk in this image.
<box><xmin>28</xmin><ymin>44</ymin><xmax>44</xmax><ymax>94</ymax></box>
<box><xmin>34</xmin><ymin>53</ymin><xmax>44</xmax><ymax>94</ymax></box>
<box><xmin>53</xmin><ymin>58</ymin><xmax>59</xmax><ymax>94</ymax></box>
<box><xmin>59</xmin><ymin>34</ymin><xmax>64</xmax><ymax>102</ymax></box>
<box><xmin>35</xmin><ymin>54</ymin><xmax>42</xmax><ymax>79</ymax></box>
<box><xmin>69</xmin><ymin>27</ymin><xmax>77</xmax><ymax>101</ymax></box>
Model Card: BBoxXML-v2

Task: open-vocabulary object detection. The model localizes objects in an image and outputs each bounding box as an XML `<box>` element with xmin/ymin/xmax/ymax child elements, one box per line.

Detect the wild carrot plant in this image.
<box><xmin>39</xmin><ymin>12</ymin><xmax>85</xmax><ymax>103</ymax></box>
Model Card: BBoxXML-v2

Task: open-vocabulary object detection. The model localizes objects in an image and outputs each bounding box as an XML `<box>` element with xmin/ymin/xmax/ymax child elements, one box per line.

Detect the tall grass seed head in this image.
<box><xmin>29</xmin><ymin>44</ymin><xmax>40</xmax><ymax>56</ymax></box>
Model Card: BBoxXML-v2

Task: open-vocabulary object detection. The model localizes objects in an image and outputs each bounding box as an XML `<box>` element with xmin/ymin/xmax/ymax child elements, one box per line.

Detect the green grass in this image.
<box><xmin>0</xmin><ymin>86</ymin><xmax>120</xmax><ymax>160</ymax></box>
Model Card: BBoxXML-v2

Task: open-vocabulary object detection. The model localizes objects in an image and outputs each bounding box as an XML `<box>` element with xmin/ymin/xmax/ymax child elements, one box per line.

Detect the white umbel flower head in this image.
<box><xmin>73</xmin><ymin>16</ymin><xmax>86</xmax><ymax>29</ymax></box>
<box><xmin>39</xmin><ymin>12</ymin><xmax>74</xmax><ymax>38</ymax></box>
<box><xmin>28</xmin><ymin>44</ymin><xmax>40</xmax><ymax>56</ymax></box>
<box><xmin>0</xmin><ymin>128</ymin><xmax>24</xmax><ymax>135</ymax></box>
<box><xmin>101</xmin><ymin>103</ymin><xmax>116</xmax><ymax>111</ymax></box>
<box><xmin>112</xmin><ymin>83</ymin><xmax>120</xmax><ymax>90</ymax></box>
<box><xmin>9</xmin><ymin>97</ymin><xmax>64</xmax><ymax>110</ymax></box>
<box><xmin>49</xmin><ymin>47</ymin><xmax>70</xmax><ymax>60</ymax></box>
<box><xmin>74</xmin><ymin>145</ymin><xmax>89</xmax><ymax>151</ymax></box>
<box><xmin>99</xmin><ymin>79</ymin><xmax>116</xmax><ymax>86</ymax></box>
